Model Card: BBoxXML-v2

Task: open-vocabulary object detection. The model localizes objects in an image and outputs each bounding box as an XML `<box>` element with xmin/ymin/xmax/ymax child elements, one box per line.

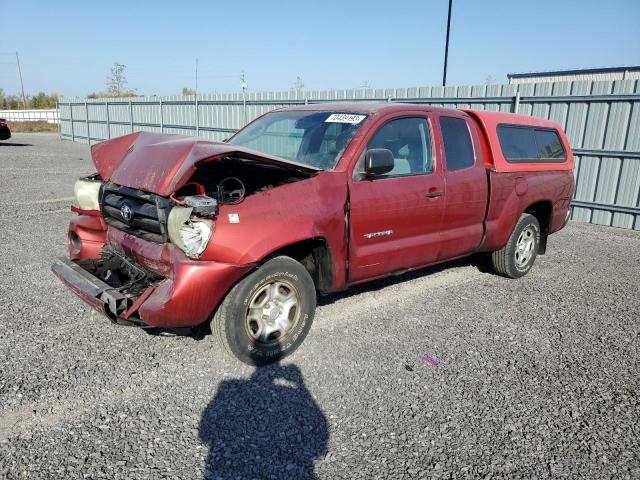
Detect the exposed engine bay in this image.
<box><xmin>77</xmin><ymin>155</ymin><xmax>317</xmax><ymax>260</ymax></box>
<box><xmin>171</xmin><ymin>156</ymin><xmax>314</xmax><ymax>213</ymax></box>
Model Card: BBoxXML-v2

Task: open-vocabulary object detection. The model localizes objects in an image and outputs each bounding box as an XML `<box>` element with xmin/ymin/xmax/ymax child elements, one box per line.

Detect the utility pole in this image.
<box><xmin>16</xmin><ymin>52</ymin><xmax>27</xmax><ymax>109</ymax></box>
<box><xmin>240</xmin><ymin>71</ymin><xmax>248</xmax><ymax>126</ymax></box>
<box><xmin>195</xmin><ymin>58</ymin><xmax>199</xmax><ymax>96</ymax></box>
<box><xmin>442</xmin><ymin>0</ymin><xmax>453</xmax><ymax>87</ymax></box>
<box><xmin>195</xmin><ymin>58</ymin><xmax>199</xmax><ymax>136</ymax></box>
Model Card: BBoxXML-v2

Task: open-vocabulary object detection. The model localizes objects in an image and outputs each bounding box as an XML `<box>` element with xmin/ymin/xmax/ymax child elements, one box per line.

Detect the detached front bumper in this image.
<box><xmin>52</xmin><ymin>246</ymin><xmax>253</xmax><ymax>328</ymax></box>
<box><xmin>52</xmin><ymin>257</ymin><xmax>139</xmax><ymax>323</ymax></box>
<box><xmin>52</xmin><ymin>254</ymin><xmax>156</xmax><ymax>325</ymax></box>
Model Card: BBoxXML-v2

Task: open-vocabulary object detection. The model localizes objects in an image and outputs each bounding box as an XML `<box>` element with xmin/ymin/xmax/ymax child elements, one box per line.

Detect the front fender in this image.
<box><xmin>201</xmin><ymin>171</ymin><xmax>349</xmax><ymax>290</ymax></box>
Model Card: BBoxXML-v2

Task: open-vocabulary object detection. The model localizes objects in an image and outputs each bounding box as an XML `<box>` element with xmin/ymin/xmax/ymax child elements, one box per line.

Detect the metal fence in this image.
<box><xmin>58</xmin><ymin>79</ymin><xmax>640</xmax><ymax>230</ymax></box>
<box><xmin>0</xmin><ymin>109</ymin><xmax>59</xmax><ymax>123</ymax></box>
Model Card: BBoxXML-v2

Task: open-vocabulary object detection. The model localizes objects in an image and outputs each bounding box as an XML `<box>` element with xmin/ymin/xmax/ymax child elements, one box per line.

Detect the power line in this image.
<box><xmin>197</xmin><ymin>74</ymin><xmax>240</xmax><ymax>79</ymax></box>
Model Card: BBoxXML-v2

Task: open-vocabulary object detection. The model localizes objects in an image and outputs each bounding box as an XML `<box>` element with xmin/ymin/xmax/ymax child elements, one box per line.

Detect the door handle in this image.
<box><xmin>424</xmin><ymin>190</ymin><xmax>443</xmax><ymax>198</ymax></box>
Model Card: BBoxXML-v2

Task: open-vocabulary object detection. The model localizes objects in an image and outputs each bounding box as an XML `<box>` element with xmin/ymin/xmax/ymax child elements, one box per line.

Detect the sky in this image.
<box><xmin>1</xmin><ymin>0</ymin><xmax>639</xmax><ymax>98</ymax></box>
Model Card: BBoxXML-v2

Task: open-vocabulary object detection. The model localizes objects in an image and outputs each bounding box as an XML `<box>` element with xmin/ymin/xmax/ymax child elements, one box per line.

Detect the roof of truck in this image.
<box><xmin>279</xmin><ymin>102</ymin><xmax>563</xmax><ymax>130</ymax></box>
<box><xmin>276</xmin><ymin>102</ymin><xmax>575</xmax><ymax>173</ymax></box>
<box><xmin>279</xmin><ymin>101</ymin><xmax>463</xmax><ymax>116</ymax></box>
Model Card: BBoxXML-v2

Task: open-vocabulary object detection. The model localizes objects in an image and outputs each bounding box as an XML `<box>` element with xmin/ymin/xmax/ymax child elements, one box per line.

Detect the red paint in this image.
<box><xmin>103</xmin><ymin>227</ymin><xmax>252</xmax><ymax>326</ymax></box>
<box><xmin>346</xmin><ymin>109</ymin><xmax>447</xmax><ymax>279</ymax></box>
<box><xmin>462</xmin><ymin>109</ymin><xmax>575</xmax><ymax>172</ymax></box>
<box><xmin>432</xmin><ymin>110</ymin><xmax>488</xmax><ymax>260</ymax></box>
<box><xmin>203</xmin><ymin>171</ymin><xmax>350</xmax><ymax>290</ymax></box>
<box><xmin>137</xmin><ymin>257</ymin><xmax>251</xmax><ymax>327</ymax></box>
<box><xmin>57</xmin><ymin>103</ymin><xmax>575</xmax><ymax>329</ymax></box>
<box><xmin>120</xmin><ymin>286</ymin><xmax>155</xmax><ymax>320</ymax></box>
<box><xmin>481</xmin><ymin>170</ymin><xmax>575</xmax><ymax>252</ymax></box>
<box><xmin>70</xmin><ymin>205</ymin><xmax>102</xmax><ymax>216</ymax></box>
<box><xmin>54</xmin><ymin>265</ymin><xmax>110</xmax><ymax>318</ymax></box>
<box><xmin>91</xmin><ymin>132</ymin><xmax>318</xmax><ymax>197</ymax></box>
<box><xmin>68</xmin><ymin>212</ymin><xmax>107</xmax><ymax>260</ymax></box>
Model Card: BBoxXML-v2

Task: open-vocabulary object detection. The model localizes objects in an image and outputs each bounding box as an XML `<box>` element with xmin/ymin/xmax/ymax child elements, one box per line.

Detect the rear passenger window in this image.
<box><xmin>439</xmin><ymin>117</ymin><xmax>475</xmax><ymax>171</ymax></box>
<box><xmin>498</xmin><ymin>125</ymin><xmax>566</xmax><ymax>162</ymax></box>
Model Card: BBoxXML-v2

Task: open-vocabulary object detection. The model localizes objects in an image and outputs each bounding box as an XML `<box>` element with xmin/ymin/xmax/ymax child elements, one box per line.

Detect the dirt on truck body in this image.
<box><xmin>52</xmin><ymin>103</ymin><xmax>575</xmax><ymax>365</ymax></box>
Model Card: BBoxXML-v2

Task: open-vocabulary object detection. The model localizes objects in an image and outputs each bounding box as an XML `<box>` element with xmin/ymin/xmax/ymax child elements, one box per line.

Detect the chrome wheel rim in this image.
<box><xmin>515</xmin><ymin>226</ymin><xmax>535</xmax><ymax>269</ymax></box>
<box><xmin>245</xmin><ymin>280</ymin><xmax>300</xmax><ymax>345</ymax></box>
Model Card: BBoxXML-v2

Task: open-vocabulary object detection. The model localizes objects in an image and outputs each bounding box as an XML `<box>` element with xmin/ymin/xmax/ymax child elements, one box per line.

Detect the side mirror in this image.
<box><xmin>364</xmin><ymin>148</ymin><xmax>394</xmax><ymax>176</ymax></box>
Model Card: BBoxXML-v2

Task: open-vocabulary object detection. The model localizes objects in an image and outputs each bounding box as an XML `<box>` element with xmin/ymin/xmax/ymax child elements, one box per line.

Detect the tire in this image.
<box><xmin>491</xmin><ymin>213</ymin><xmax>540</xmax><ymax>279</ymax></box>
<box><xmin>211</xmin><ymin>256</ymin><xmax>316</xmax><ymax>365</ymax></box>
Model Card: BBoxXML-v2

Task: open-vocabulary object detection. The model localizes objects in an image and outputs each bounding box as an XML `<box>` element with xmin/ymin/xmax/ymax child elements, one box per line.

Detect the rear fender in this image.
<box><xmin>482</xmin><ymin>171</ymin><xmax>573</xmax><ymax>252</ymax></box>
<box><xmin>482</xmin><ymin>184</ymin><xmax>522</xmax><ymax>251</ymax></box>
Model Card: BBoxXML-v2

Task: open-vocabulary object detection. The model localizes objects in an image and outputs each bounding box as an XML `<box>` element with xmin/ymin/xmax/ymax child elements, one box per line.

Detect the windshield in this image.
<box><xmin>228</xmin><ymin>111</ymin><xmax>367</xmax><ymax>169</ymax></box>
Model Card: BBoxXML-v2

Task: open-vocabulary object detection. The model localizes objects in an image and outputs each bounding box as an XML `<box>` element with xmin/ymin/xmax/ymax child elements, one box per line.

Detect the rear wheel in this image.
<box><xmin>491</xmin><ymin>213</ymin><xmax>540</xmax><ymax>278</ymax></box>
<box><xmin>211</xmin><ymin>256</ymin><xmax>316</xmax><ymax>365</ymax></box>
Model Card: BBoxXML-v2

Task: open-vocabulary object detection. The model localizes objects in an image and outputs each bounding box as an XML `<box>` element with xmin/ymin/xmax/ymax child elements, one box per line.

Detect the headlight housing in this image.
<box><xmin>73</xmin><ymin>177</ymin><xmax>101</xmax><ymax>211</ymax></box>
<box><xmin>167</xmin><ymin>206</ymin><xmax>214</xmax><ymax>258</ymax></box>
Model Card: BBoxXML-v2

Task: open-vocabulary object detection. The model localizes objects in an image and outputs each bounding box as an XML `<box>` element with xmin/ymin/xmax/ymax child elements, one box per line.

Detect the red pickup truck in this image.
<box><xmin>53</xmin><ymin>103</ymin><xmax>575</xmax><ymax>364</ymax></box>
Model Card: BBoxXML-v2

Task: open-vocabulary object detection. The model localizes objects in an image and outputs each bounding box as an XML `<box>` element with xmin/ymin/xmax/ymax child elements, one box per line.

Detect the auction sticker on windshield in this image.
<box><xmin>325</xmin><ymin>113</ymin><xmax>366</xmax><ymax>124</ymax></box>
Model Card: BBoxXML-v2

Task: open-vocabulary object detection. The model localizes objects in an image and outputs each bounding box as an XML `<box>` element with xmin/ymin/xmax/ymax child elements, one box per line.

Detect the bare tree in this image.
<box><xmin>106</xmin><ymin>63</ymin><xmax>128</xmax><ymax>96</ymax></box>
<box><xmin>292</xmin><ymin>76</ymin><xmax>304</xmax><ymax>95</ymax></box>
<box><xmin>182</xmin><ymin>87</ymin><xmax>196</xmax><ymax>96</ymax></box>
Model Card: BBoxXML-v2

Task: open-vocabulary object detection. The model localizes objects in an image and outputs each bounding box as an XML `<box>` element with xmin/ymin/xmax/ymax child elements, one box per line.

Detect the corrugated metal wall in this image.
<box><xmin>509</xmin><ymin>71</ymin><xmax>640</xmax><ymax>84</ymax></box>
<box><xmin>58</xmin><ymin>79</ymin><xmax>640</xmax><ymax>229</ymax></box>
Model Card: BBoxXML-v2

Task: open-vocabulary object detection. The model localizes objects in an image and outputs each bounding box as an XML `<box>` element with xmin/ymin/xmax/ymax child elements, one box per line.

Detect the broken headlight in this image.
<box><xmin>167</xmin><ymin>206</ymin><xmax>214</xmax><ymax>258</ymax></box>
<box><xmin>73</xmin><ymin>176</ymin><xmax>101</xmax><ymax>211</ymax></box>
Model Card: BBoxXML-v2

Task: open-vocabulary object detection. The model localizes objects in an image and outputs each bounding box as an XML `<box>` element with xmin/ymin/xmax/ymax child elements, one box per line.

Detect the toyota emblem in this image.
<box><xmin>120</xmin><ymin>203</ymin><xmax>133</xmax><ymax>222</ymax></box>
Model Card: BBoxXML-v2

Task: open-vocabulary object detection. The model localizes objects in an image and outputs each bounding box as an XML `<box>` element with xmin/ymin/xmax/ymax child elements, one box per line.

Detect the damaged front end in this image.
<box><xmin>55</xmin><ymin>131</ymin><xmax>326</xmax><ymax>329</ymax></box>
<box><xmin>52</xmin><ymin>246</ymin><xmax>161</xmax><ymax>326</ymax></box>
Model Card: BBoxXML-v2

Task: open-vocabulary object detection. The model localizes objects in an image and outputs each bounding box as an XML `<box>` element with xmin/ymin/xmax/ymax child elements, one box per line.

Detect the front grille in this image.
<box><xmin>100</xmin><ymin>182</ymin><xmax>172</xmax><ymax>243</ymax></box>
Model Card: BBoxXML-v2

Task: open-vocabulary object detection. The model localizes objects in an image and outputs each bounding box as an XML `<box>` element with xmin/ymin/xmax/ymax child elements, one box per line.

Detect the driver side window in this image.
<box><xmin>354</xmin><ymin>117</ymin><xmax>433</xmax><ymax>179</ymax></box>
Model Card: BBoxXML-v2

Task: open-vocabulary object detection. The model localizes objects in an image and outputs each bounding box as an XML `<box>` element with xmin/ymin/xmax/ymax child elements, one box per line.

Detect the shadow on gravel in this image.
<box><xmin>199</xmin><ymin>360</ymin><xmax>328</xmax><ymax>479</ymax></box>
<box><xmin>144</xmin><ymin>326</ymin><xmax>208</xmax><ymax>340</ymax></box>
<box><xmin>0</xmin><ymin>142</ymin><xmax>33</xmax><ymax>147</ymax></box>
<box><xmin>318</xmin><ymin>252</ymin><xmax>493</xmax><ymax>306</ymax></box>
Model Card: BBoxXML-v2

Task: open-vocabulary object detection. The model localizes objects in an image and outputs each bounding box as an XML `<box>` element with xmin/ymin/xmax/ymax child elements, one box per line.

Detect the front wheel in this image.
<box><xmin>211</xmin><ymin>256</ymin><xmax>316</xmax><ymax>365</ymax></box>
<box><xmin>491</xmin><ymin>213</ymin><xmax>540</xmax><ymax>278</ymax></box>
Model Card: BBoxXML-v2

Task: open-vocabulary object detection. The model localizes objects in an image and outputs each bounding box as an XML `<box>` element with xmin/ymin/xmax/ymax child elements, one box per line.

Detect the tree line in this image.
<box><xmin>0</xmin><ymin>89</ymin><xmax>59</xmax><ymax>110</ymax></box>
<box><xmin>1</xmin><ymin>63</ymin><xmax>211</xmax><ymax>109</ymax></box>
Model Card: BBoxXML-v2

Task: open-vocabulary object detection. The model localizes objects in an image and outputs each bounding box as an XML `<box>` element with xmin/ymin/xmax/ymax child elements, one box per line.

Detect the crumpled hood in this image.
<box><xmin>90</xmin><ymin>132</ymin><xmax>320</xmax><ymax>196</ymax></box>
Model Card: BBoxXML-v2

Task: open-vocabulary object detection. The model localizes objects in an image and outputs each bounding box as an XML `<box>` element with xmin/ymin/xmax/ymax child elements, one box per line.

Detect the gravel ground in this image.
<box><xmin>0</xmin><ymin>133</ymin><xmax>639</xmax><ymax>479</ymax></box>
